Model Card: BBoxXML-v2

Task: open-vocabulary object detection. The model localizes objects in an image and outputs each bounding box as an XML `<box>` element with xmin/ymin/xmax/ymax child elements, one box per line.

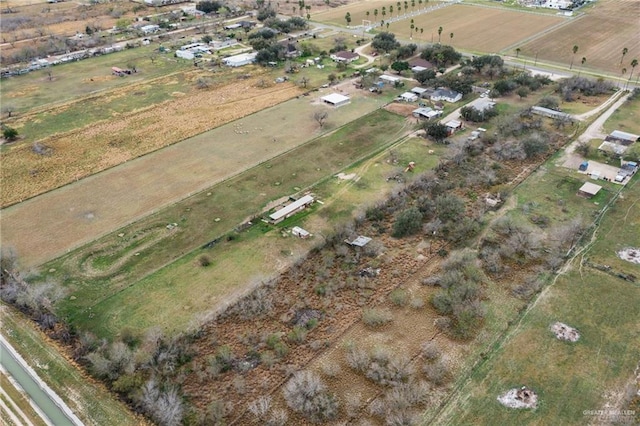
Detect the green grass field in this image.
<box><xmin>0</xmin><ymin>45</ymin><xmax>189</xmax><ymax>112</ymax></box>
<box><xmin>48</xmin><ymin>108</ymin><xmax>410</xmax><ymax>338</ymax></box>
<box><xmin>603</xmin><ymin>93</ymin><xmax>640</xmax><ymax>135</ymax></box>
<box><xmin>428</xmin><ymin>157</ymin><xmax>640</xmax><ymax>426</ymax></box>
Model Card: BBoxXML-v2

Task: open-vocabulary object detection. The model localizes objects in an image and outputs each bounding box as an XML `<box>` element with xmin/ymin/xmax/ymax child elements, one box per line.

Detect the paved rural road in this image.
<box><xmin>0</xmin><ymin>335</ymin><xmax>83</xmax><ymax>426</ymax></box>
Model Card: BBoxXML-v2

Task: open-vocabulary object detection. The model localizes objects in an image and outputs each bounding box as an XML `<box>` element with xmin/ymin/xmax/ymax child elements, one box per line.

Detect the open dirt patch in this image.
<box><xmin>497</xmin><ymin>386</ymin><xmax>538</xmax><ymax>409</ymax></box>
<box><xmin>385</xmin><ymin>102</ymin><xmax>416</xmax><ymax>117</ymax></box>
<box><xmin>550</xmin><ymin>322</ymin><xmax>580</xmax><ymax>342</ymax></box>
<box><xmin>617</xmin><ymin>248</ymin><xmax>640</xmax><ymax>264</ymax></box>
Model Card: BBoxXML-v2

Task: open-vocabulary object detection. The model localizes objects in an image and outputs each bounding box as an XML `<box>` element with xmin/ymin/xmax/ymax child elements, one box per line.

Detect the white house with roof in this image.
<box><xmin>430</xmin><ymin>88</ymin><xmax>462</xmax><ymax>103</ymax></box>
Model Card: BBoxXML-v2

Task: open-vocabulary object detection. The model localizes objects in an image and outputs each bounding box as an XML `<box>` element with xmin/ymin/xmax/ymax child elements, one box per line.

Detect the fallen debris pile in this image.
<box><xmin>550</xmin><ymin>322</ymin><xmax>580</xmax><ymax>342</ymax></box>
<box><xmin>498</xmin><ymin>386</ymin><xmax>538</xmax><ymax>409</ymax></box>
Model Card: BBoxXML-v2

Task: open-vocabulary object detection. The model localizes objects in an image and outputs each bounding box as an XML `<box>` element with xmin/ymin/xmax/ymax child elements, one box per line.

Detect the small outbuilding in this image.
<box><xmin>347</xmin><ymin>236</ymin><xmax>372</xmax><ymax>247</ymax></box>
<box><xmin>577</xmin><ymin>182</ymin><xmax>602</xmax><ymax>198</ymax></box>
<box><xmin>605</xmin><ymin>130</ymin><xmax>639</xmax><ymax>146</ymax></box>
<box><xmin>412</xmin><ymin>107</ymin><xmax>441</xmax><ymax>119</ymax></box>
<box><xmin>321</xmin><ymin>93</ymin><xmax>350</xmax><ymax>107</ymax></box>
<box><xmin>292</xmin><ymin>226</ymin><xmax>311</xmax><ymax>238</ymax></box>
<box><xmin>444</xmin><ymin>119</ymin><xmax>463</xmax><ymax>134</ymax></box>
<box><xmin>400</xmin><ymin>92</ymin><xmax>418</xmax><ymax>102</ymax></box>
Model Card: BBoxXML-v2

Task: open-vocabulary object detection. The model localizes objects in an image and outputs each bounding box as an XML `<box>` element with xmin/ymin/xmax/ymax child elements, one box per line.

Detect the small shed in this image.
<box><xmin>292</xmin><ymin>226</ymin><xmax>311</xmax><ymax>238</ymax></box>
<box><xmin>411</xmin><ymin>87</ymin><xmax>429</xmax><ymax>96</ymax></box>
<box><xmin>445</xmin><ymin>120</ymin><xmax>463</xmax><ymax>133</ymax></box>
<box><xmin>400</xmin><ymin>92</ymin><xmax>418</xmax><ymax>102</ymax></box>
<box><xmin>380</xmin><ymin>75</ymin><xmax>400</xmax><ymax>84</ymax></box>
<box><xmin>321</xmin><ymin>93</ymin><xmax>350</xmax><ymax>107</ymax></box>
<box><xmin>347</xmin><ymin>236</ymin><xmax>372</xmax><ymax>247</ymax></box>
<box><xmin>577</xmin><ymin>182</ymin><xmax>602</xmax><ymax>198</ymax></box>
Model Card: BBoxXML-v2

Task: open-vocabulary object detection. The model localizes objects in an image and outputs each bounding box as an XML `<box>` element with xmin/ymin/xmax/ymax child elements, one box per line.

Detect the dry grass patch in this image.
<box><xmin>0</xmin><ymin>73</ymin><xmax>303</xmax><ymax>207</ymax></box>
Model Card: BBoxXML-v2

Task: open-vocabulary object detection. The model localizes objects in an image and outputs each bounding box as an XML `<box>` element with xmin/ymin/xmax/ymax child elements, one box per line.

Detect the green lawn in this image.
<box><xmin>602</xmin><ymin>93</ymin><xmax>640</xmax><ymax>135</ymax></box>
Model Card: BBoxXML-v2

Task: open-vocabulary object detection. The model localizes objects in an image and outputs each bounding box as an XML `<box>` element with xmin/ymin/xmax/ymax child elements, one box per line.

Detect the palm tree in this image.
<box><xmin>420</xmin><ymin>28</ymin><xmax>424</xmax><ymax>38</ymax></box>
<box><xmin>515</xmin><ymin>47</ymin><xmax>521</xmax><ymax>58</ymax></box>
<box><xmin>397</xmin><ymin>2</ymin><xmax>401</xmax><ymax>16</ymax></box>
<box><xmin>366</xmin><ymin>10</ymin><xmax>370</xmax><ymax>21</ymax></box>
<box><xmin>382</xmin><ymin>6</ymin><xmax>386</xmax><ymax>20</ymax></box>
<box><xmin>389</xmin><ymin>5</ymin><xmax>393</xmax><ymax>17</ymax></box>
<box><xmin>412</xmin><ymin>0</ymin><xmax>415</xmax><ymax>12</ymax></box>
<box><xmin>570</xmin><ymin>45</ymin><xmax>578</xmax><ymax>70</ymax></box>
<box><xmin>419</xmin><ymin>0</ymin><xmax>423</xmax><ymax>9</ymax></box>
<box><xmin>620</xmin><ymin>67</ymin><xmax>627</xmax><ymax>88</ymax></box>
<box><xmin>450</xmin><ymin>32</ymin><xmax>454</xmax><ymax>42</ymax></box>
<box><xmin>620</xmin><ymin>47</ymin><xmax>628</xmax><ymax>66</ymax></box>
<box><xmin>628</xmin><ymin>59</ymin><xmax>639</xmax><ymax>89</ymax></box>
<box><xmin>403</xmin><ymin>1</ymin><xmax>408</xmax><ymax>14</ymax></box>
<box><xmin>374</xmin><ymin>8</ymin><xmax>378</xmax><ymax>21</ymax></box>
<box><xmin>386</xmin><ymin>22</ymin><xmax>390</xmax><ymax>30</ymax></box>
<box><xmin>438</xmin><ymin>26</ymin><xmax>443</xmax><ymax>43</ymax></box>
<box><xmin>410</xmin><ymin>20</ymin><xmax>415</xmax><ymax>39</ymax></box>
<box><xmin>578</xmin><ymin>57</ymin><xmax>586</xmax><ymax>77</ymax></box>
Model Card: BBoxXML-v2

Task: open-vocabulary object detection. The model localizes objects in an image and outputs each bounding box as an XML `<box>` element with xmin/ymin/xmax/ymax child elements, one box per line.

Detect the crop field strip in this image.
<box><xmin>517</xmin><ymin>0</ymin><xmax>640</xmax><ymax>75</ymax></box>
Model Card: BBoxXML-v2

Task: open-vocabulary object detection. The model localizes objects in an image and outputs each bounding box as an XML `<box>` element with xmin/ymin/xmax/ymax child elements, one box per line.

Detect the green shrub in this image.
<box><xmin>362</xmin><ymin>308</ymin><xmax>393</xmax><ymax>327</ymax></box>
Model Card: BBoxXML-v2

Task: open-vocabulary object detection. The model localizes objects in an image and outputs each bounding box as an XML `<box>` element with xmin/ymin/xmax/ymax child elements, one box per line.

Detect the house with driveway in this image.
<box><xmin>330</xmin><ymin>51</ymin><xmax>360</xmax><ymax>63</ymax></box>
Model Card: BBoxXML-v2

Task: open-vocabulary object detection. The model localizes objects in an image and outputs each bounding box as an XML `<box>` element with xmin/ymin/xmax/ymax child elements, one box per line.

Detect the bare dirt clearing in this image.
<box><xmin>497</xmin><ymin>387</ymin><xmax>539</xmax><ymax>410</ymax></box>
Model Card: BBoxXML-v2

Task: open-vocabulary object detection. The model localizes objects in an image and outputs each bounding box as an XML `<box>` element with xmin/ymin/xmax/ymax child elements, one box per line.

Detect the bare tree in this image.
<box><xmin>314</xmin><ymin>111</ymin><xmax>328</xmax><ymax>128</ymax></box>
<box><xmin>2</xmin><ymin>105</ymin><xmax>15</xmax><ymax>118</ymax></box>
<box><xmin>283</xmin><ymin>371</ymin><xmax>339</xmax><ymax>422</ymax></box>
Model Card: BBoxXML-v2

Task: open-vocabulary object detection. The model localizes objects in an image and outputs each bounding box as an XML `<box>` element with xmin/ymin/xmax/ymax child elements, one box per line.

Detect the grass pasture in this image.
<box><xmin>602</xmin><ymin>93</ymin><xmax>640</xmax><ymax>135</ymax></box>
<box><xmin>46</xmin><ymin>108</ymin><xmax>409</xmax><ymax>337</ymax></box>
<box><xmin>587</xmin><ymin>176</ymin><xmax>640</xmax><ymax>278</ymax></box>
<box><xmin>1</xmin><ymin>45</ymin><xmax>190</xmax><ymax>112</ymax></box>
<box><xmin>0</xmin><ymin>71</ymin><xmax>304</xmax><ymax>208</ymax></box>
<box><xmin>1</xmin><ymin>86</ymin><xmax>395</xmax><ymax>269</ymax></box>
<box><xmin>429</xmin><ymin>153</ymin><xmax>640</xmax><ymax>425</ymax></box>
<box><xmin>433</xmin><ymin>268</ymin><xmax>640</xmax><ymax>426</ymax></box>
<box><xmin>517</xmin><ymin>0</ymin><xmax>640</xmax><ymax>75</ymax></box>
<box><xmin>382</xmin><ymin>4</ymin><xmax>564</xmax><ymax>53</ymax></box>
